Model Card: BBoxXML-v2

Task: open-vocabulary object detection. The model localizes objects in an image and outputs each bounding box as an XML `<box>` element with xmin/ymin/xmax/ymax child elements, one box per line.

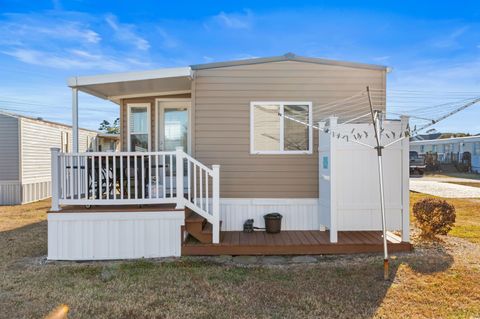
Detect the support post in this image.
<box><xmin>212</xmin><ymin>164</ymin><xmax>220</xmax><ymax>244</ymax></box>
<box><xmin>72</xmin><ymin>88</ymin><xmax>79</xmax><ymax>153</ymax></box>
<box><xmin>400</xmin><ymin>115</ymin><xmax>410</xmax><ymax>242</ymax></box>
<box><xmin>50</xmin><ymin>148</ymin><xmax>61</xmax><ymax>211</ymax></box>
<box><xmin>175</xmin><ymin>146</ymin><xmax>184</xmax><ymax>209</ymax></box>
<box><xmin>328</xmin><ymin>116</ymin><xmax>338</xmax><ymax>243</ymax></box>
<box><xmin>318</xmin><ymin>121</ymin><xmax>327</xmax><ymax>232</ymax></box>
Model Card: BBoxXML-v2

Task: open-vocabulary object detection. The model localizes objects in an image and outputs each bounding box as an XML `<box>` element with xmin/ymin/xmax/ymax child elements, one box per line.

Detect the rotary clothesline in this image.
<box><xmin>259</xmin><ymin>87</ymin><xmax>480</xmax><ymax>144</ymax></box>
<box><xmin>262</xmin><ymin>86</ymin><xmax>480</xmax><ymax>280</ymax></box>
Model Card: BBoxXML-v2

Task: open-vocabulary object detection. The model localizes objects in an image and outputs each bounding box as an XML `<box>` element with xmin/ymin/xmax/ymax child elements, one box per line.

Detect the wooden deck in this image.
<box><xmin>182</xmin><ymin>230</ymin><xmax>412</xmax><ymax>256</ymax></box>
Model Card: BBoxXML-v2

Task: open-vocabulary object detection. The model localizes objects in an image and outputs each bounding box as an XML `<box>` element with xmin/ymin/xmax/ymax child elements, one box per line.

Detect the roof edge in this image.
<box><xmin>67</xmin><ymin>66</ymin><xmax>192</xmax><ymax>89</ymax></box>
<box><xmin>190</xmin><ymin>53</ymin><xmax>388</xmax><ymax>71</ymax></box>
<box><xmin>0</xmin><ymin>110</ymin><xmax>100</xmax><ymax>134</ymax></box>
<box><xmin>411</xmin><ymin>135</ymin><xmax>480</xmax><ymax>144</ymax></box>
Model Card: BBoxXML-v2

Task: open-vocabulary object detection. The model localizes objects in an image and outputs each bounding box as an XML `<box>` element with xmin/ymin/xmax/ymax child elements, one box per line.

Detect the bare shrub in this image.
<box><xmin>413</xmin><ymin>198</ymin><xmax>456</xmax><ymax>239</ymax></box>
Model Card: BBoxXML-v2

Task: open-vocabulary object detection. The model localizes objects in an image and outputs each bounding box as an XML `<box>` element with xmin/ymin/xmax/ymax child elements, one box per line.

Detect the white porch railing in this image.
<box><xmin>50</xmin><ymin>147</ymin><xmax>221</xmax><ymax>243</ymax></box>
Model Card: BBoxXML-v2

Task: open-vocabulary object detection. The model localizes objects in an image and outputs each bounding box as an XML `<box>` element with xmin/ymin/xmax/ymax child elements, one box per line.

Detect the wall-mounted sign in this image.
<box><xmin>322</xmin><ymin>156</ymin><xmax>329</xmax><ymax>169</ymax></box>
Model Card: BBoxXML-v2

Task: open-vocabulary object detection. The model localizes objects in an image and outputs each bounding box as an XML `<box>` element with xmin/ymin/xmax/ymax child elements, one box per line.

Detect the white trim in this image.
<box><xmin>48</xmin><ymin>210</ymin><xmax>184</xmax><ymax>221</ymax></box>
<box><xmin>127</xmin><ymin>103</ymin><xmax>152</xmax><ymax>152</ymax></box>
<box><xmin>18</xmin><ymin>117</ymin><xmax>23</xmax><ymax>184</ymax></box>
<box><xmin>0</xmin><ymin>180</ymin><xmax>21</xmax><ymax>185</ymax></box>
<box><xmin>68</xmin><ymin>67</ymin><xmax>192</xmax><ymax>87</ymax></box>
<box><xmin>250</xmin><ymin>101</ymin><xmax>313</xmax><ymax>155</ymax></box>
<box><xmin>156</xmin><ymin>99</ymin><xmax>192</xmax><ymax>154</ymax></box>
<box><xmin>72</xmin><ymin>88</ymin><xmax>79</xmax><ymax>153</ymax></box>
<box><xmin>218</xmin><ymin>198</ymin><xmax>321</xmax><ymax>231</ymax></box>
<box><xmin>20</xmin><ymin>176</ymin><xmax>51</xmax><ymax>184</ymax></box>
<box><xmin>109</xmin><ymin>90</ymin><xmax>191</xmax><ymax>101</ymax></box>
<box><xmin>221</xmin><ymin>198</ymin><xmax>319</xmax><ymax>204</ymax></box>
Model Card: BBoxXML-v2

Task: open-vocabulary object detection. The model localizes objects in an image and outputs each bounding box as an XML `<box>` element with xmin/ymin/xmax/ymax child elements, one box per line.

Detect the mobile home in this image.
<box><xmin>48</xmin><ymin>54</ymin><xmax>411</xmax><ymax>260</ymax></box>
<box><xmin>410</xmin><ymin>135</ymin><xmax>480</xmax><ymax>172</ymax></box>
<box><xmin>0</xmin><ymin>112</ymin><xmax>98</xmax><ymax>205</ymax></box>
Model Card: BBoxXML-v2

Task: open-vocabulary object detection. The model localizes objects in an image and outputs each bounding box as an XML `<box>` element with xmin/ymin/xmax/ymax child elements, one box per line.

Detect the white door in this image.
<box><xmin>157</xmin><ymin>101</ymin><xmax>191</xmax><ymax>153</ymax></box>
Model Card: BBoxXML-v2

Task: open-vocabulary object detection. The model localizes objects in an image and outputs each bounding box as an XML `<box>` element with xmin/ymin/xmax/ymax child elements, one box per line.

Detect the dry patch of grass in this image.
<box><xmin>0</xmin><ymin>199</ymin><xmax>49</xmax><ymax>232</ymax></box>
<box><xmin>1</xmin><ymin>198</ymin><xmax>480</xmax><ymax>318</ymax></box>
<box><xmin>410</xmin><ymin>192</ymin><xmax>480</xmax><ymax>243</ymax></box>
<box><xmin>424</xmin><ymin>172</ymin><xmax>480</xmax><ymax>180</ymax></box>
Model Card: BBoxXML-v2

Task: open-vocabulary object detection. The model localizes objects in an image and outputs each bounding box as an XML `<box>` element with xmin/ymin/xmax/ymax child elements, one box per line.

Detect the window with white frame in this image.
<box><xmin>128</xmin><ymin>104</ymin><xmax>150</xmax><ymax>151</ymax></box>
<box><xmin>250</xmin><ymin>102</ymin><xmax>312</xmax><ymax>154</ymax></box>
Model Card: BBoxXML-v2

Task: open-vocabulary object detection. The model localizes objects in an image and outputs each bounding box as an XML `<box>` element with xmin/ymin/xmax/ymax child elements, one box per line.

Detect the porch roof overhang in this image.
<box><xmin>67</xmin><ymin>67</ymin><xmax>193</xmax><ymax>104</ymax></box>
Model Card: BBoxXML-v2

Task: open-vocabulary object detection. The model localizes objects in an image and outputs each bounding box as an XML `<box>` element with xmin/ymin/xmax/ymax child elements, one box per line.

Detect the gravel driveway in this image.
<box><xmin>410</xmin><ymin>180</ymin><xmax>480</xmax><ymax>198</ymax></box>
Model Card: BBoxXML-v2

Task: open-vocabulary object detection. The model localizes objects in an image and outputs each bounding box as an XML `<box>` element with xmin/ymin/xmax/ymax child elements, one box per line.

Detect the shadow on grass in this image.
<box><xmin>0</xmin><ymin>220</ymin><xmax>457</xmax><ymax>318</ymax></box>
<box><xmin>0</xmin><ymin>220</ymin><xmax>47</xmax><ymax>268</ymax></box>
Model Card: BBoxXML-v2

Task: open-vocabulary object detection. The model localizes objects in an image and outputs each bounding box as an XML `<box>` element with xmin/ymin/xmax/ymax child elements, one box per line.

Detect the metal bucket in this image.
<box><xmin>264</xmin><ymin>213</ymin><xmax>282</xmax><ymax>233</ymax></box>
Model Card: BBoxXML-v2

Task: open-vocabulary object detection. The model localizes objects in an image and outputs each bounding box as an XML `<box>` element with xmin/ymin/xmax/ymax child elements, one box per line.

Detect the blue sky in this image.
<box><xmin>1</xmin><ymin>0</ymin><xmax>480</xmax><ymax>132</ymax></box>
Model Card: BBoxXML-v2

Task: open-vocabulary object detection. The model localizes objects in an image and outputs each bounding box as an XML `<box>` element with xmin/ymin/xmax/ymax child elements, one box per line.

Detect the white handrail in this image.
<box><xmin>51</xmin><ymin>149</ymin><xmax>221</xmax><ymax>244</ymax></box>
<box><xmin>183</xmin><ymin>153</ymin><xmax>213</xmax><ymax>175</ymax></box>
<box><xmin>181</xmin><ymin>150</ymin><xmax>220</xmax><ymax>243</ymax></box>
<box><xmin>66</xmin><ymin>151</ymin><xmax>176</xmax><ymax>156</ymax></box>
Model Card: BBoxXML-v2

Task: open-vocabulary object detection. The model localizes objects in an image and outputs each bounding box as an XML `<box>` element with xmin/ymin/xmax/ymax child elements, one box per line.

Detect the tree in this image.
<box><xmin>99</xmin><ymin>118</ymin><xmax>120</xmax><ymax>134</ymax></box>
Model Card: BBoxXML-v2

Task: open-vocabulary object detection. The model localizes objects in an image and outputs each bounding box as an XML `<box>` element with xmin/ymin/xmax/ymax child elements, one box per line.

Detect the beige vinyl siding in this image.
<box><xmin>20</xmin><ymin>118</ymin><xmax>97</xmax><ymax>183</ymax></box>
<box><xmin>0</xmin><ymin>114</ymin><xmax>20</xmax><ymax>181</ymax></box>
<box><xmin>120</xmin><ymin>93</ymin><xmax>191</xmax><ymax>151</ymax></box>
<box><xmin>193</xmin><ymin>60</ymin><xmax>386</xmax><ymax>198</ymax></box>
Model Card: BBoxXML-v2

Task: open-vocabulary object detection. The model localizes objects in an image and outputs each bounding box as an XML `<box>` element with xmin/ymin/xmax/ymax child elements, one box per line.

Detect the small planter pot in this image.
<box><xmin>264</xmin><ymin>213</ymin><xmax>283</xmax><ymax>233</ymax></box>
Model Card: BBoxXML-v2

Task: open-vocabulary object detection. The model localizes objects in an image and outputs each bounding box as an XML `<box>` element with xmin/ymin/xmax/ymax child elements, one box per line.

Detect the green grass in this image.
<box><xmin>424</xmin><ymin>172</ymin><xmax>480</xmax><ymax>180</ymax></box>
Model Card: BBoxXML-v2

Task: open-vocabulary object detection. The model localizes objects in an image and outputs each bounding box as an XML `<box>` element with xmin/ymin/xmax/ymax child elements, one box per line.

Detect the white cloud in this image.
<box><xmin>0</xmin><ymin>12</ymin><xmax>155</xmax><ymax>71</ymax></box>
<box><xmin>373</xmin><ymin>56</ymin><xmax>390</xmax><ymax>62</ymax></box>
<box><xmin>0</xmin><ymin>14</ymin><xmax>101</xmax><ymax>45</ymax></box>
<box><xmin>431</xmin><ymin>26</ymin><xmax>469</xmax><ymax>49</ymax></box>
<box><xmin>157</xmin><ymin>28</ymin><xmax>178</xmax><ymax>49</ymax></box>
<box><xmin>3</xmin><ymin>48</ymin><xmax>132</xmax><ymax>71</ymax></box>
<box><xmin>105</xmin><ymin>14</ymin><xmax>150</xmax><ymax>51</ymax></box>
<box><xmin>211</xmin><ymin>10</ymin><xmax>253</xmax><ymax>29</ymax></box>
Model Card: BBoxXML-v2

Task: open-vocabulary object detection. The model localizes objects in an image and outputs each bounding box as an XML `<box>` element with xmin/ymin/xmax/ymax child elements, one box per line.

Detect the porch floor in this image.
<box><xmin>182</xmin><ymin>230</ymin><xmax>412</xmax><ymax>256</ymax></box>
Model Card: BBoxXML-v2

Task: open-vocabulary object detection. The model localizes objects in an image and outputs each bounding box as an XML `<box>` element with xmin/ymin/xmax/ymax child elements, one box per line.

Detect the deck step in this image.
<box><xmin>185</xmin><ymin>213</ymin><xmax>205</xmax><ymax>223</ymax></box>
<box><xmin>183</xmin><ymin>210</ymin><xmax>221</xmax><ymax>244</ymax></box>
<box><xmin>201</xmin><ymin>221</ymin><xmax>222</xmax><ymax>234</ymax></box>
<box><xmin>202</xmin><ymin>222</ymin><xmax>212</xmax><ymax>234</ymax></box>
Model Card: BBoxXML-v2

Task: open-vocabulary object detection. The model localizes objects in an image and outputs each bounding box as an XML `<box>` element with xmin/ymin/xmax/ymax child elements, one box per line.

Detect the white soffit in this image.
<box><xmin>67</xmin><ymin>67</ymin><xmax>192</xmax><ymax>102</ymax></box>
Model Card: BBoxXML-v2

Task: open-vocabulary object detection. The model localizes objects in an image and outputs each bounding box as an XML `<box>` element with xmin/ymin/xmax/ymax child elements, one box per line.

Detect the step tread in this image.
<box><xmin>185</xmin><ymin>213</ymin><xmax>205</xmax><ymax>223</ymax></box>
<box><xmin>202</xmin><ymin>220</ymin><xmax>223</xmax><ymax>234</ymax></box>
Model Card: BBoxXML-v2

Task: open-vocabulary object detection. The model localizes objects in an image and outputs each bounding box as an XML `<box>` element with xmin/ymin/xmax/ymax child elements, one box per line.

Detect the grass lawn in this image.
<box><xmin>1</xmin><ymin>198</ymin><xmax>480</xmax><ymax>318</ymax></box>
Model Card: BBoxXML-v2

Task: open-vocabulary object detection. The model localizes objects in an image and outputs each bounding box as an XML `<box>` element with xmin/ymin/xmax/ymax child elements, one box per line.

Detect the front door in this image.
<box><xmin>157</xmin><ymin>101</ymin><xmax>191</xmax><ymax>153</ymax></box>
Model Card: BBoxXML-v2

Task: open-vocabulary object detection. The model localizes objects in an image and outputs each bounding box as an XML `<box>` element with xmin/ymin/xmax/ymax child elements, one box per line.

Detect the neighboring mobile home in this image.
<box><xmin>97</xmin><ymin>133</ymin><xmax>120</xmax><ymax>152</ymax></box>
<box><xmin>410</xmin><ymin>135</ymin><xmax>480</xmax><ymax>172</ymax></box>
<box><xmin>48</xmin><ymin>54</ymin><xmax>411</xmax><ymax>260</ymax></box>
<box><xmin>0</xmin><ymin>112</ymin><xmax>98</xmax><ymax>205</ymax></box>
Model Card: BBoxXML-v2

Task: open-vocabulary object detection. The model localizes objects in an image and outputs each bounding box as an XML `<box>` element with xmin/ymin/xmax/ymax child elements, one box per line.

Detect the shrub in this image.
<box><xmin>413</xmin><ymin>198</ymin><xmax>456</xmax><ymax>239</ymax></box>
